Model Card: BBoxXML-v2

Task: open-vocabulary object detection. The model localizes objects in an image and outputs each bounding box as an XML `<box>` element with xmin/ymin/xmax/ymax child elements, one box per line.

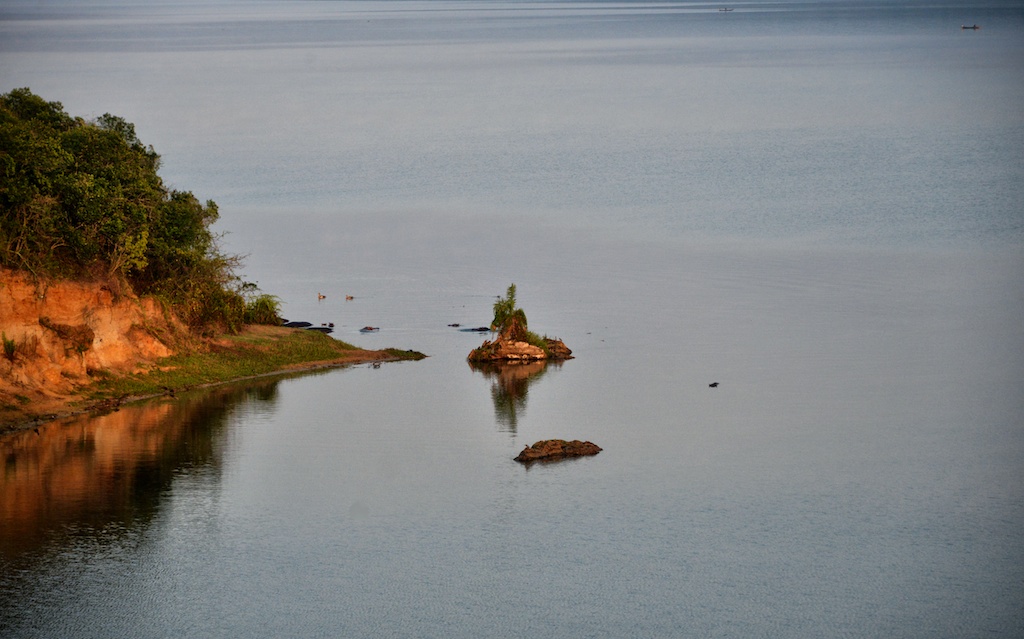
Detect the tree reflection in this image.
<box><xmin>468</xmin><ymin>360</ymin><xmax>561</xmax><ymax>433</ymax></box>
<box><xmin>0</xmin><ymin>379</ymin><xmax>280</xmax><ymax>564</ymax></box>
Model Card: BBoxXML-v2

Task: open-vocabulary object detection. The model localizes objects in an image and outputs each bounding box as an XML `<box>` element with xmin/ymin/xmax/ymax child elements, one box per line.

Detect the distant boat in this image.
<box><xmin>283</xmin><ymin>321</ymin><xmax>312</xmax><ymax>328</ymax></box>
<box><xmin>719</xmin><ymin>7</ymin><xmax>733</xmax><ymax>11</ymax></box>
<box><xmin>360</xmin><ymin>326</ymin><xmax>379</xmax><ymax>333</ymax></box>
<box><xmin>307</xmin><ymin>326</ymin><xmax>333</xmax><ymax>334</ymax></box>
<box><xmin>961</xmin><ymin>24</ymin><xmax>980</xmax><ymax>30</ymax></box>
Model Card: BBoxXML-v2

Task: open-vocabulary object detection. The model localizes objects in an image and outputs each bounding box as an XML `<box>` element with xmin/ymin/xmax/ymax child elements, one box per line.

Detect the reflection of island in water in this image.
<box><xmin>0</xmin><ymin>380</ymin><xmax>280</xmax><ymax>563</ymax></box>
<box><xmin>468</xmin><ymin>360</ymin><xmax>561</xmax><ymax>432</ymax></box>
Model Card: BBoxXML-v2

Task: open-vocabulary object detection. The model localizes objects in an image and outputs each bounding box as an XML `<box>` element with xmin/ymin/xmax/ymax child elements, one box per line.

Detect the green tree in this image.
<box><xmin>0</xmin><ymin>88</ymin><xmax>250</xmax><ymax>332</ymax></box>
<box><xmin>491</xmin><ymin>283</ymin><xmax>528</xmax><ymax>333</ymax></box>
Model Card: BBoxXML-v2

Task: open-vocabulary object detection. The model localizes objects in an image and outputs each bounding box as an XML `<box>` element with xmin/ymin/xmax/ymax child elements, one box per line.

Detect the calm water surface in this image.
<box><xmin>2</xmin><ymin>1</ymin><xmax>1024</xmax><ymax>637</ymax></box>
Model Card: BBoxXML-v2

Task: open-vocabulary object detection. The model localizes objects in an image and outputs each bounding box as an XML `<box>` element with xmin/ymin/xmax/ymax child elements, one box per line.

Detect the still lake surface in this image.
<box><xmin>2</xmin><ymin>1</ymin><xmax>1024</xmax><ymax>636</ymax></box>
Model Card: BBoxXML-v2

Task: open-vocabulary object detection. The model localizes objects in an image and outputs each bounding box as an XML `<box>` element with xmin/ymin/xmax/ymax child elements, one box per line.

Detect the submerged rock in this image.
<box><xmin>514</xmin><ymin>439</ymin><xmax>602</xmax><ymax>463</ymax></box>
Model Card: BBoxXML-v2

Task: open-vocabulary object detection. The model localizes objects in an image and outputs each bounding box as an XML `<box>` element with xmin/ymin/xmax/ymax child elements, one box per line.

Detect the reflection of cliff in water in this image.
<box><xmin>0</xmin><ymin>380</ymin><xmax>280</xmax><ymax>563</ymax></box>
<box><xmin>468</xmin><ymin>360</ymin><xmax>561</xmax><ymax>433</ymax></box>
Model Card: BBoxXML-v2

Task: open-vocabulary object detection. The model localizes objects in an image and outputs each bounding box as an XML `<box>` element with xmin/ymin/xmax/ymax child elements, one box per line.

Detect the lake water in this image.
<box><xmin>2</xmin><ymin>1</ymin><xmax>1024</xmax><ymax>637</ymax></box>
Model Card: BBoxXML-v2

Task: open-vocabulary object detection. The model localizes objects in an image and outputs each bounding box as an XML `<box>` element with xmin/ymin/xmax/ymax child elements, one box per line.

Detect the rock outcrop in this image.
<box><xmin>543</xmin><ymin>338</ymin><xmax>573</xmax><ymax>360</ymax></box>
<box><xmin>514</xmin><ymin>439</ymin><xmax>602</xmax><ymax>463</ymax></box>
<box><xmin>467</xmin><ymin>317</ymin><xmax>572</xmax><ymax>363</ymax></box>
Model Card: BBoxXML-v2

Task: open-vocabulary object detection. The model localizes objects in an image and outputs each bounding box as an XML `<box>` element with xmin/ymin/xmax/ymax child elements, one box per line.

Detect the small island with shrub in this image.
<box><xmin>467</xmin><ymin>284</ymin><xmax>572</xmax><ymax>363</ymax></box>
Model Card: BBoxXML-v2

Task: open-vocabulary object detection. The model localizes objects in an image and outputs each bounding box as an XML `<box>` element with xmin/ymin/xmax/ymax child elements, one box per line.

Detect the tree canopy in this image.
<box><xmin>0</xmin><ymin>88</ymin><xmax>264</xmax><ymax>331</ymax></box>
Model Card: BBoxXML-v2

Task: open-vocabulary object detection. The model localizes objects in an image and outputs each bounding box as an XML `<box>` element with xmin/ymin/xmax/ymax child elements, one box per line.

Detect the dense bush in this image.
<box><xmin>239</xmin><ymin>282</ymin><xmax>282</xmax><ymax>325</ymax></box>
<box><xmin>0</xmin><ymin>88</ymin><xmax>262</xmax><ymax>332</ymax></box>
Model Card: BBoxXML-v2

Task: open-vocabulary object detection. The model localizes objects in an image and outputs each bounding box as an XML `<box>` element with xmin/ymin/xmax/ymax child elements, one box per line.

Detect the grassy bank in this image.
<box><xmin>0</xmin><ymin>326</ymin><xmax>425</xmax><ymax>432</ymax></box>
<box><xmin>89</xmin><ymin>325</ymin><xmax>425</xmax><ymax>400</ymax></box>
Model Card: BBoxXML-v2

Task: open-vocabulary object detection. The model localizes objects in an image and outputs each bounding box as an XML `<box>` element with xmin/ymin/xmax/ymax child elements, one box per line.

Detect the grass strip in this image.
<box><xmin>88</xmin><ymin>327</ymin><xmax>425</xmax><ymax>400</ymax></box>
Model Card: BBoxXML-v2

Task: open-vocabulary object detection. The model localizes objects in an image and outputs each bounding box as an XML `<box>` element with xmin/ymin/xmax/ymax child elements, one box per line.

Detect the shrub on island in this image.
<box><xmin>467</xmin><ymin>284</ymin><xmax>573</xmax><ymax>362</ymax></box>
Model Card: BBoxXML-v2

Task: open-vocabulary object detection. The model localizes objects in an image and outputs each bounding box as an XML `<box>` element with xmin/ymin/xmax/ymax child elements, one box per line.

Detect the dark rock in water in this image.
<box><xmin>460</xmin><ymin>326</ymin><xmax>490</xmax><ymax>332</ymax></box>
<box><xmin>306</xmin><ymin>326</ymin><xmax>333</xmax><ymax>334</ymax></box>
<box><xmin>544</xmin><ymin>338</ymin><xmax>573</xmax><ymax>360</ymax></box>
<box><xmin>515</xmin><ymin>439</ymin><xmax>602</xmax><ymax>463</ymax></box>
<box><xmin>283</xmin><ymin>321</ymin><xmax>312</xmax><ymax>328</ymax></box>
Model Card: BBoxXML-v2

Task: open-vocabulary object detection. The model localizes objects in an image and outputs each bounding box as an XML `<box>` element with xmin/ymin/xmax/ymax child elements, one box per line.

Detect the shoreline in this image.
<box><xmin>0</xmin><ymin>326</ymin><xmax>426</xmax><ymax>436</ymax></box>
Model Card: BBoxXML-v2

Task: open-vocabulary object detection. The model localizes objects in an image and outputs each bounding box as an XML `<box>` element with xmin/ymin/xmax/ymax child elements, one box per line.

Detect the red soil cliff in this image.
<box><xmin>0</xmin><ymin>268</ymin><xmax>181</xmax><ymax>428</ymax></box>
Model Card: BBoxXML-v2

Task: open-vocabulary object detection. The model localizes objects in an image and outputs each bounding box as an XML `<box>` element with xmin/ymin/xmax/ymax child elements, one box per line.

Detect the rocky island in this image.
<box><xmin>514</xmin><ymin>439</ymin><xmax>602</xmax><ymax>463</ymax></box>
<box><xmin>467</xmin><ymin>284</ymin><xmax>572</xmax><ymax>363</ymax></box>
